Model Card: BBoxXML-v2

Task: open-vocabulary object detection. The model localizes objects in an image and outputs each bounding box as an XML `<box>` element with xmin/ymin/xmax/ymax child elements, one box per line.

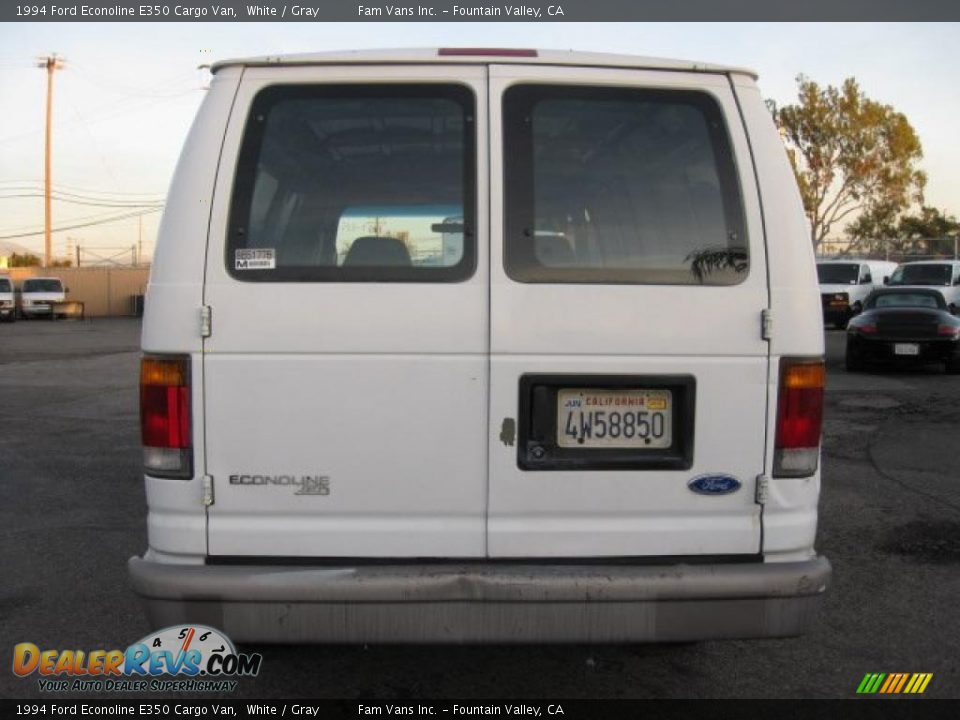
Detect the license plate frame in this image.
<box><xmin>894</xmin><ymin>343</ymin><xmax>920</xmax><ymax>356</ymax></box>
<box><xmin>516</xmin><ymin>374</ymin><xmax>696</xmax><ymax>472</ymax></box>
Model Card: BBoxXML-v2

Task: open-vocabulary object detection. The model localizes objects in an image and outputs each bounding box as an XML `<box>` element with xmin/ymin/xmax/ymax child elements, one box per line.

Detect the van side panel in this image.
<box><xmin>731</xmin><ymin>75</ymin><xmax>823</xmax><ymax>561</ymax></box>
<box><xmin>730</xmin><ymin>76</ymin><xmax>822</xmax><ymax>359</ymax></box>
<box><xmin>141</xmin><ymin>68</ymin><xmax>243</xmax><ymax>561</ymax></box>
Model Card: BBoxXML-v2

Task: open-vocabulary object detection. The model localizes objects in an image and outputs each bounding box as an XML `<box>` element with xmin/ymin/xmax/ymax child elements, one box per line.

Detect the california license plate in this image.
<box><xmin>557</xmin><ymin>389</ymin><xmax>672</xmax><ymax>449</ymax></box>
<box><xmin>894</xmin><ymin>343</ymin><xmax>920</xmax><ymax>356</ymax></box>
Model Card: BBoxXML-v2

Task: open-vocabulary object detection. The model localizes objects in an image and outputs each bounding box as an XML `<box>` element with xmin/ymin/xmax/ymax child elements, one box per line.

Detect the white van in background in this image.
<box><xmin>0</xmin><ymin>275</ymin><xmax>15</xmax><ymax>322</ymax></box>
<box><xmin>129</xmin><ymin>48</ymin><xmax>830</xmax><ymax>643</ymax></box>
<box><xmin>18</xmin><ymin>277</ymin><xmax>66</xmax><ymax>319</ymax></box>
<box><xmin>888</xmin><ymin>260</ymin><xmax>960</xmax><ymax>314</ymax></box>
<box><xmin>816</xmin><ymin>259</ymin><xmax>898</xmax><ymax>328</ymax></box>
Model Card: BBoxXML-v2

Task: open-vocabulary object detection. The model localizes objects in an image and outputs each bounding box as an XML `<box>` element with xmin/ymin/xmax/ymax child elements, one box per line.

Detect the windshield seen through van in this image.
<box><xmin>817</xmin><ymin>264</ymin><xmax>860</xmax><ymax>284</ymax></box>
<box><xmin>23</xmin><ymin>279</ymin><xmax>63</xmax><ymax>293</ymax></box>
<box><xmin>0</xmin><ymin>278</ymin><xmax>11</xmax><ymax>293</ymax></box>
<box><xmin>889</xmin><ymin>264</ymin><xmax>952</xmax><ymax>286</ymax></box>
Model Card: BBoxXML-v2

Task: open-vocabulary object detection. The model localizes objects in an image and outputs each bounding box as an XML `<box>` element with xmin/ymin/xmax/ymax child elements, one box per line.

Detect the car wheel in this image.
<box><xmin>845</xmin><ymin>340</ymin><xmax>865</xmax><ymax>372</ymax></box>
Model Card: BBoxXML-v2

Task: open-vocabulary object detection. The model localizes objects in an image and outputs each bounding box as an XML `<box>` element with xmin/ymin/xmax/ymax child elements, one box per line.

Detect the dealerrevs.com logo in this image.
<box><xmin>13</xmin><ymin>625</ymin><xmax>262</xmax><ymax>693</ymax></box>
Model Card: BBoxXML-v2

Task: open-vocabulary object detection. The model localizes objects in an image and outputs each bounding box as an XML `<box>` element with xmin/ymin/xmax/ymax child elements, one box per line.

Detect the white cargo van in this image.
<box><xmin>18</xmin><ymin>276</ymin><xmax>66</xmax><ymax>319</ymax></box>
<box><xmin>817</xmin><ymin>259</ymin><xmax>898</xmax><ymax>328</ymax></box>
<box><xmin>0</xmin><ymin>275</ymin><xmax>15</xmax><ymax>322</ymax></box>
<box><xmin>129</xmin><ymin>49</ymin><xmax>830</xmax><ymax>643</ymax></box>
<box><xmin>888</xmin><ymin>260</ymin><xmax>960</xmax><ymax>314</ymax></box>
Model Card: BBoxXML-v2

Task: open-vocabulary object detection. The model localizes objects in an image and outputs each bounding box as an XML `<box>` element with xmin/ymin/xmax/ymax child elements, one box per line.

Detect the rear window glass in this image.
<box><xmin>889</xmin><ymin>264</ymin><xmax>953</xmax><ymax>286</ymax></box>
<box><xmin>23</xmin><ymin>279</ymin><xmax>63</xmax><ymax>292</ymax></box>
<box><xmin>869</xmin><ymin>292</ymin><xmax>945</xmax><ymax>310</ymax></box>
<box><xmin>227</xmin><ymin>84</ymin><xmax>475</xmax><ymax>282</ymax></box>
<box><xmin>0</xmin><ymin>278</ymin><xmax>11</xmax><ymax>292</ymax></box>
<box><xmin>503</xmin><ymin>85</ymin><xmax>747</xmax><ymax>285</ymax></box>
<box><xmin>817</xmin><ymin>264</ymin><xmax>860</xmax><ymax>285</ymax></box>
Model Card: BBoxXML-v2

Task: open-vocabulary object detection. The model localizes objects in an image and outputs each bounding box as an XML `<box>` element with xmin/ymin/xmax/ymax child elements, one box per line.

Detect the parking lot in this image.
<box><xmin>1</xmin><ymin>318</ymin><xmax>958</xmax><ymax>699</ymax></box>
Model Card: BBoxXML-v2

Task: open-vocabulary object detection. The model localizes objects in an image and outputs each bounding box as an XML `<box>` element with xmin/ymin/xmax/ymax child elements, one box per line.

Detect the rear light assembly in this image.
<box><xmin>140</xmin><ymin>354</ymin><xmax>192</xmax><ymax>478</ymax></box>
<box><xmin>773</xmin><ymin>358</ymin><xmax>825</xmax><ymax>478</ymax></box>
<box><xmin>937</xmin><ymin>324</ymin><xmax>960</xmax><ymax>339</ymax></box>
<box><xmin>856</xmin><ymin>323</ymin><xmax>878</xmax><ymax>334</ymax></box>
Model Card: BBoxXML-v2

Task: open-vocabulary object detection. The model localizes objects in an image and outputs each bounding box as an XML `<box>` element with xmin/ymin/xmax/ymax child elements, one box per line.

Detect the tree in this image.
<box><xmin>846</xmin><ymin>205</ymin><xmax>959</xmax><ymax>257</ymax></box>
<box><xmin>9</xmin><ymin>252</ymin><xmax>42</xmax><ymax>267</ymax></box>
<box><xmin>769</xmin><ymin>76</ymin><xmax>926</xmax><ymax>252</ymax></box>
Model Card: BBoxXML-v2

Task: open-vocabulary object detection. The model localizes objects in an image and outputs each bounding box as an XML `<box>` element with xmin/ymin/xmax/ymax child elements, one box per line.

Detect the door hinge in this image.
<box><xmin>200</xmin><ymin>305</ymin><xmax>212</xmax><ymax>338</ymax></box>
<box><xmin>761</xmin><ymin>308</ymin><xmax>773</xmax><ymax>341</ymax></box>
<box><xmin>202</xmin><ymin>474</ymin><xmax>215</xmax><ymax>506</ymax></box>
<box><xmin>755</xmin><ymin>474</ymin><xmax>769</xmax><ymax>505</ymax></box>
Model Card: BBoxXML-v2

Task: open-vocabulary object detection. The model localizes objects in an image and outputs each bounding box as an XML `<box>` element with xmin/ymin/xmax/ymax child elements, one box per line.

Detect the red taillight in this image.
<box><xmin>140</xmin><ymin>355</ymin><xmax>192</xmax><ymax>478</ymax></box>
<box><xmin>937</xmin><ymin>324</ymin><xmax>960</xmax><ymax>338</ymax></box>
<box><xmin>774</xmin><ymin>359</ymin><xmax>825</xmax><ymax>477</ymax></box>
<box><xmin>858</xmin><ymin>323</ymin><xmax>878</xmax><ymax>334</ymax></box>
<box><xmin>438</xmin><ymin>48</ymin><xmax>538</xmax><ymax>57</ymax></box>
<box><xmin>141</xmin><ymin>385</ymin><xmax>190</xmax><ymax>447</ymax></box>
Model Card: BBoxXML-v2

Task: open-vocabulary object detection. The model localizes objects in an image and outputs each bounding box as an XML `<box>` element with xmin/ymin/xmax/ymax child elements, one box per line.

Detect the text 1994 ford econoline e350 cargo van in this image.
<box><xmin>129</xmin><ymin>49</ymin><xmax>830</xmax><ymax>643</ymax></box>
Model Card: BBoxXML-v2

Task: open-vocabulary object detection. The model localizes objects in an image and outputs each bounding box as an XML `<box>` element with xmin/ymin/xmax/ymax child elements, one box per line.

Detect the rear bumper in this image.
<box><xmin>849</xmin><ymin>335</ymin><xmax>960</xmax><ymax>363</ymax></box>
<box><xmin>128</xmin><ymin>555</ymin><xmax>831</xmax><ymax>643</ymax></box>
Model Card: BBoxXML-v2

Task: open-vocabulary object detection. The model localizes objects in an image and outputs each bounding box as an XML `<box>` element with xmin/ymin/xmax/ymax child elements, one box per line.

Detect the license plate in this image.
<box><xmin>557</xmin><ymin>389</ymin><xmax>672</xmax><ymax>449</ymax></box>
<box><xmin>894</xmin><ymin>343</ymin><xmax>920</xmax><ymax>356</ymax></box>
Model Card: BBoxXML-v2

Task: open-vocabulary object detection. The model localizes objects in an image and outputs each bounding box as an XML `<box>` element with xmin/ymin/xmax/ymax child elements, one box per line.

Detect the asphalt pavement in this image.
<box><xmin>1</xmin><ymin>318</ymin><xmax>958</xmax><ymax>699</ymax></box>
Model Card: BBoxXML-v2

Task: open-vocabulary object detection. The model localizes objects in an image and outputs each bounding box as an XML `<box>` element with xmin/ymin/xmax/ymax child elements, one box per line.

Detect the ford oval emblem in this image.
<box><xmin>688</xmin><ymin>474</ymin><xmax>741</xmax><ymax>495</ymax></box>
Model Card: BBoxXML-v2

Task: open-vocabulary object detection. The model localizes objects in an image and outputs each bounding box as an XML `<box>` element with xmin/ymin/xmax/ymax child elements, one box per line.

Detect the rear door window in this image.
<box><xmin>502</xmin><ymin>85</ymin><xmax>747</xmax><ymax>285</ymax></box>
<box><xmin>227</xmin><ymin>84</ymin><xmax>475</xmax><ymax>282</ymax></box>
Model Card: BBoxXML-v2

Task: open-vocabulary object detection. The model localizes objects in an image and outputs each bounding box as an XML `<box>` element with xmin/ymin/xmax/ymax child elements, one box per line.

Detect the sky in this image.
<box><xmin>0</xmin><ymin>21</ymin><xmax>957</xmax><ymax>262</ymax></box>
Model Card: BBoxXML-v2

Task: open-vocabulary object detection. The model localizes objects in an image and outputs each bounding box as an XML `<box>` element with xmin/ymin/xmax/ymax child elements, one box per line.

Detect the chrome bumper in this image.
<box><xmin>129</xmin><ymin>555</ymin><xmax>831</xmax><ymax>643</ymax></box>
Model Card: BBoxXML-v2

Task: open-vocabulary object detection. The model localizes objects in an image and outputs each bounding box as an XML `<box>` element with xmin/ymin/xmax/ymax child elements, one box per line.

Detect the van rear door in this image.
<box><xmin>487</xmin><ymin>65</ymin><xmax>769</xmax><ymax>557</ymax></box>
<box><xmin>202</xmin><ymin>65</ymin><xmax>488</xmax><ymax>557</ymax></box>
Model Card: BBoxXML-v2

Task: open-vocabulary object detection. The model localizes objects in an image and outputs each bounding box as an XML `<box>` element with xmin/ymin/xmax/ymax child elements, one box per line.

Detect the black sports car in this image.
<box><xmin>846</xmin><ymin>288</ymin><xmax>960</xmax><ymax>373</ymax></box>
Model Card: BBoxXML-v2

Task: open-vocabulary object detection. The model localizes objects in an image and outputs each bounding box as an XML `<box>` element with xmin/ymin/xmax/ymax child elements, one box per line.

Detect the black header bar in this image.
<box><xmin>3</xmin><ymin>0</ymin><xmax>959</xmax><ymax>22</ymax></box>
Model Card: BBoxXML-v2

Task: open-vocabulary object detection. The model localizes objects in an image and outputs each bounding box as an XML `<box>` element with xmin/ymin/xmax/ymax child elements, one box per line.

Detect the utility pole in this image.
<box><xmin>37</xmin><ymin>53</ymin><xmax>65</xmax><ymax>268</ymax></box>
<box><xmin>138</xmin><ymin>216</ymin><xmax>143</xmax><ymax>266</ymax></box>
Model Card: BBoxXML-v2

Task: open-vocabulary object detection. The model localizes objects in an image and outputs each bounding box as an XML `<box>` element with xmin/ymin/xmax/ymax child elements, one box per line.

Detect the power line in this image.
<box><xmin>0</xmin><ymin>207</ymin><xmax>162</xmax><ymax>241</ymax></box>
<box><xmin>1</xmin><ymin>203</ymin><xmax>162</xmax><ymax>233</ymax></box>
<box><xmin>0</xmin><ymin>193</ymin><xmax>164</xmax><ymax>208</ymax></box>
<box><xmin>0</xmin><ymin>181</ymin><xmax>165</xmax><ymax>198</ymax></box>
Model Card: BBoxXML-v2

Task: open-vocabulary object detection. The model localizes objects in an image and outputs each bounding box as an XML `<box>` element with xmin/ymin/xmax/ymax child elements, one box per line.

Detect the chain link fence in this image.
<box><xmin>817</xmin><ymin>236</ymin><xmax>960</xmax><ymax>263</ymax></box>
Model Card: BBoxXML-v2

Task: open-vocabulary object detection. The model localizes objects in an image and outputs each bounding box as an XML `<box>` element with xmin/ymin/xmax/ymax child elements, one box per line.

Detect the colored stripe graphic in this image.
<box><xmin>893</xmin><ymin>673</ymin><xmax>909</xmax><ymax>693</ymax></box>
<box><xmin>857</xmin><ymin>673</ymin><xmax>932</xmax><ymax>694</ymax></box>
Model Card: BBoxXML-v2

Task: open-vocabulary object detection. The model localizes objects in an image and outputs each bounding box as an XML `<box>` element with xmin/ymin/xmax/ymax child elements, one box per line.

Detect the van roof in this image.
<box><xmin>210</xmin><ymin>48</ymin><xmax>758</xmax><ymax>79</ymax></box>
